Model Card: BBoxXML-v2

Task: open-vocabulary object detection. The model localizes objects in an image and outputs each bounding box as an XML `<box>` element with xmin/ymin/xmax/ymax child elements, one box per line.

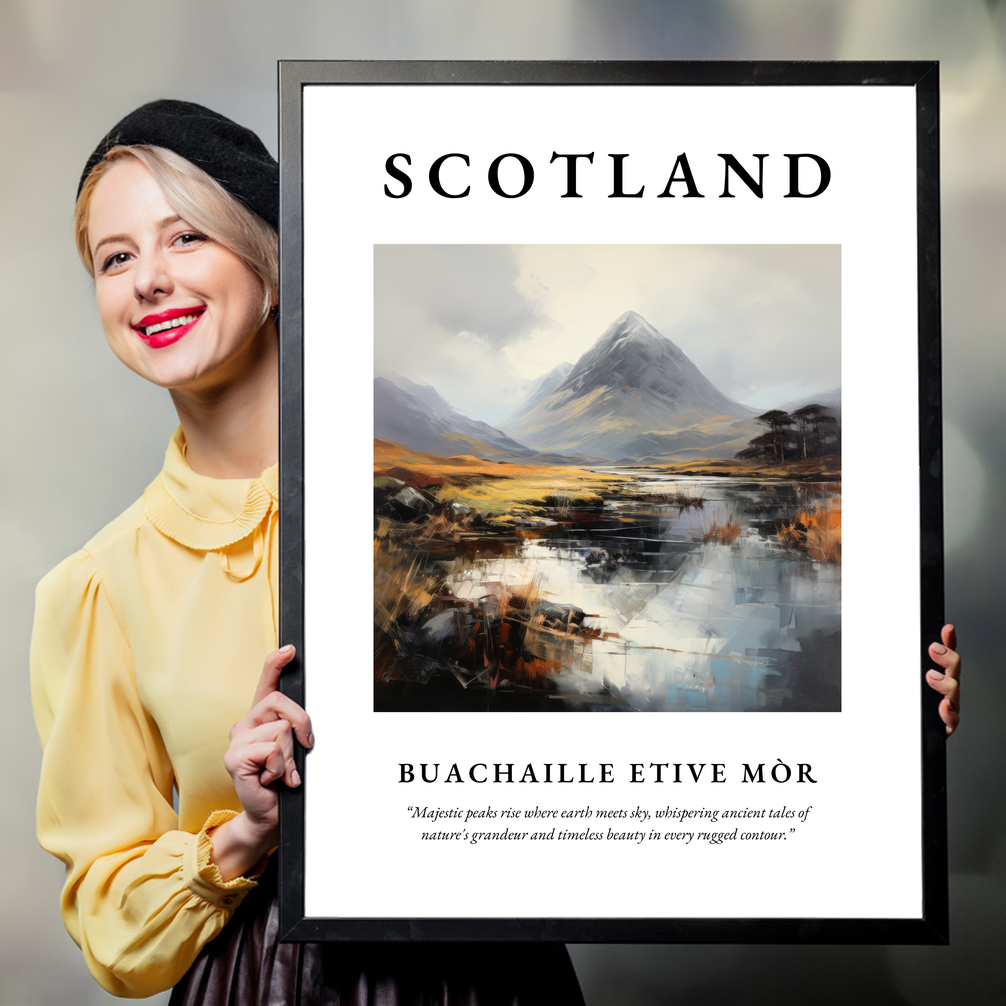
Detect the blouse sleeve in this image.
<box><xmin>31</xmin><ymin>549</ymin><xmax>262</xmax><ymax>998</ymax></box>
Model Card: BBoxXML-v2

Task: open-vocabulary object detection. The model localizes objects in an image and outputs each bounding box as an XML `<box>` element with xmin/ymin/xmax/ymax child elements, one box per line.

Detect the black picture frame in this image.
<box><xmin>277</xmin><ymin>60</ymin><xmax>945</xmax><ymax>944</ymax></box>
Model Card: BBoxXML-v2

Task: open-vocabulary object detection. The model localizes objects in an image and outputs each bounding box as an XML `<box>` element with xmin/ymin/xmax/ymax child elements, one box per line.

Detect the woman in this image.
<box><xmin>31</xmin><ymin>100</ymin><xmax>586</xmax><ymax>1003</ymax></box>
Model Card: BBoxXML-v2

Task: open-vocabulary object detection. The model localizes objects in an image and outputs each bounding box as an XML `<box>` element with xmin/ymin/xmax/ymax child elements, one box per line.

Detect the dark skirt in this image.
<box><xmin>169</xmin><ymin>869</ymin><xmax>585</xmax><ymax>1006</ymax></box>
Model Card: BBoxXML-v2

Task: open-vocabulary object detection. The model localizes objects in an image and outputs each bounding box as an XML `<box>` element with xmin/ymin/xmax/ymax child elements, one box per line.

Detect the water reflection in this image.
<box><xmin>375</xmin><ymin>474</ymin><xmax>841</xmax><ymax>712</ymax></box>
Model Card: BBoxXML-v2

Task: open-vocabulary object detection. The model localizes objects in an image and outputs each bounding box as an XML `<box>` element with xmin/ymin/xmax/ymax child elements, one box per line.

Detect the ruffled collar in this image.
<box><xmin>143</xmin><ymin>428</ymin><xmax>278</xmax><ymax>551</ymax></box>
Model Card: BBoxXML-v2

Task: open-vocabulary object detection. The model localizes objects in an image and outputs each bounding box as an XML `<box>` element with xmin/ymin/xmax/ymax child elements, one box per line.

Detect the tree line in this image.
<box><xmin>736</xmin><ymin>404</ymin><xmax>840</xmax><ymax>463</ymax></box>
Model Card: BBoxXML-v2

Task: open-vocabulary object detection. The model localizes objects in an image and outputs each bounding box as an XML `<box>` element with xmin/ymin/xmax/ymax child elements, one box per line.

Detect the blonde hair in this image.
<box><xmin>75</xmin><ymin>145</ymin><xmax>278</xmax><ymax>323</ymax></box>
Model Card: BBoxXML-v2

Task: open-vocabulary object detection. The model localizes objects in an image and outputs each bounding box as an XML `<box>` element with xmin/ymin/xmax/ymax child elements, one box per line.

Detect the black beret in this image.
<box><xmin>78</xmin><ymin>99</ymin><xmax>278</xmax><ymax>228</ymax></box>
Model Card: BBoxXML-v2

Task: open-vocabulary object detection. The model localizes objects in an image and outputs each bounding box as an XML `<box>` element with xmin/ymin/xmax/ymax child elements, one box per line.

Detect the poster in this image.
<box><xmin>278</xmin><ymin>62</ymin><xmax>945</xmax><ymax>942</ymax></box>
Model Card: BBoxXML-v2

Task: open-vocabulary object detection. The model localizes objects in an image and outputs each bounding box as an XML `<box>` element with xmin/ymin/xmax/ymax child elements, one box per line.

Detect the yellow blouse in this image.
<box><xmin>31</xmin><ymin>428</ymin><xmax>279</xmax><ymax>998</ymax></box>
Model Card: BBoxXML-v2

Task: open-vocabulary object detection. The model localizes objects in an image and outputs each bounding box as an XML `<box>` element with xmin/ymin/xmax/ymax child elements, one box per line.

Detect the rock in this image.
<box><xmin>375</xmin><ymin>477</ymin><xmax>410</xmax><ymax>513</ymax></box>
<box><xmin>374</xmin><ymin>477</ymin><xmax>406</xmax><ymax>504</ymax></box>
<box><xmin>393</xmin><ymin>486</ymin><xmax>433</xmax><ymax>512</ymax></box>
<box><xmin>450</xmin><ymin>502</ymin><xmax>472</xmax><ymax>516</ymax></box>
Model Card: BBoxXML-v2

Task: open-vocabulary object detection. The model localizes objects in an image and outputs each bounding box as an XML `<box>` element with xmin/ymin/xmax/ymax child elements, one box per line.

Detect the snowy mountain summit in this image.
<box><xmin>502</xmin><ymin>311</ymin><xmax>755</xmax><ymax>459</ymax></box>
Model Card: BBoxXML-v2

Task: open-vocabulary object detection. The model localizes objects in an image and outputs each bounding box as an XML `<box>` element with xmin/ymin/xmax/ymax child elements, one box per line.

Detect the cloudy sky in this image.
<box><xmin>374</xmin><ymin>243</ymin><xmax>840</xmax><ymax>424</ymax></box>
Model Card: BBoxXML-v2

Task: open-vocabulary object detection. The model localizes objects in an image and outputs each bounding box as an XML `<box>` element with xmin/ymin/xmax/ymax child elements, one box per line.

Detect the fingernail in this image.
<box><xmin>280</xmin><ymin>644</ymin><xmax>295</xmax><ymax>654</ymax></box>
<box><xmin>928</xmin><ymin>670</ymin><xmax>944</xmax><ymax>680</ymax></box>
<box><xmin>931</xmin><ymin>643</ymin><xmax>947</xmax><ymax>655</ymax></box>
<box><xmin>306</xmin><ymin>732</ymin><xmax>315</xmax><ymax>748</ymax></box>
<box><xmin>292</xmin><ymin>768</ymin><xmax>301</xmax><ymax>787</ymax></box>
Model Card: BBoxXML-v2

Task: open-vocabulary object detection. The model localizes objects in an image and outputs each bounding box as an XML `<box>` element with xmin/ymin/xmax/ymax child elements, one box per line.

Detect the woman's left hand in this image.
<box><xmin>926</xmin><ymin>624</ymin><xmax>961</xmax><ymax>737</ymax></box>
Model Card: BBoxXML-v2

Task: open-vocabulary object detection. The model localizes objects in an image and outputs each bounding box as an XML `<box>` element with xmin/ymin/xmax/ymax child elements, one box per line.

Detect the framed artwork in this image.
<box><xmin>277</xmin><ymin>61</ymin><xmax>946</xmax><ymax>943</ymax></box>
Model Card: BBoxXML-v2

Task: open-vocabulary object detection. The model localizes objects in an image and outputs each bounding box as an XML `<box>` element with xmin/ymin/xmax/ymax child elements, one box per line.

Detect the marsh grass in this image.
<box><xmin>702</xmin><ymin>515</ymin><xmax>744</xmax><ymax>545</ymax></box>
<box><xmin>666</xmin><ymin>490</ymin><xmax>705</xmax><ymax>511</ymax></box>
<box><xmin>776</xmin><ymin>501</ymin><xmax>842</xmax><ymax>563</ymax></box>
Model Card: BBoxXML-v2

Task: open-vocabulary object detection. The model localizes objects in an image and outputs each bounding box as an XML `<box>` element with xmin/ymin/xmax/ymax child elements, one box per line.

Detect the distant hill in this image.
<box><xmin>374</xmin><ymin>377</ymin><xmax>531</xmax><ymax>460</ymax></box>
<box><xmin>501</xmin><ymin>311</ymin><xmax>758</xmax><ymax>460</ymax></box>
<box><xmin>374</xmin><ymin>376</ymin><xmax>599</xmax><ymax>464</ymax></box>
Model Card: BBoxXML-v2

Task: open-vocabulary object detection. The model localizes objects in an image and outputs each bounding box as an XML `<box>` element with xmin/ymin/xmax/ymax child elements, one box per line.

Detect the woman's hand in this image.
<box><xmin>926</xmin><ymin>624</ymin><xmax>961</xmax><ymax>737</ymax></box>
<box><xmin>209</xmin><ymin>645</ymin><xmax>314</xmax><ymax>881</ymax></box>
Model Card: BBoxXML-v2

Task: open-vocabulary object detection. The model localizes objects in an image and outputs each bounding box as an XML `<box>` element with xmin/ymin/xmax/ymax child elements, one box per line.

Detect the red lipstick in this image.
<box><xmin>132</xmin><ymin>306</ymin><xmax>205</xmax><ymax>349</ymax></box>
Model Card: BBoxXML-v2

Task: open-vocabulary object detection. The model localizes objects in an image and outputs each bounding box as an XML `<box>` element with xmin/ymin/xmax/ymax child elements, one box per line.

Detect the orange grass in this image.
<box><xmin>703</xmin><ymin>516</ymin><xmax>744</xmax><ymax>545</ymax></box>
<box><xmin>374</xmin><ymin>439</ymin><xmax>629</xmax><ymax>520</ymax></box>
<box><xmin>662</xmin><ymin>490</ymin><xmax>704</xmax><ymax>511</ymax></box>
<box><xmin>664</xmin><ymin>455</ymin><xmax>842</xmax><ymax>478</ymax></box>
<box><xmin>776</xmin><ymin>501</ymin><xmax>842</xmax><ymax>563</ymax></box>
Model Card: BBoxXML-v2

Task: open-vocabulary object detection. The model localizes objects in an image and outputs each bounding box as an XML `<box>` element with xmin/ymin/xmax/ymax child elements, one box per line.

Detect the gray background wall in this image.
<box><xmin>1</xmin><ymin>2</ymin><xmax>1003</xmax><ymax>1003</ymax></box>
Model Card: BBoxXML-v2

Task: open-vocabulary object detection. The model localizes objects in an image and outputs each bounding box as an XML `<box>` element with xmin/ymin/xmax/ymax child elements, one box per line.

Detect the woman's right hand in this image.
<box><xmin>209</xmin><ymin>645</ymin><xmax>314</xmax><ymax>881</ymax></box>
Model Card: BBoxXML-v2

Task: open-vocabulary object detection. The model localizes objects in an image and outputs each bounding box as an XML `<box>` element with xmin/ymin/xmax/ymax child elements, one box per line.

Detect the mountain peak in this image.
<box><xmin>604</xmin><ymin>310</ymin><xmax>655</xmax><ymax>337</ymax></box>
<box><xmin>502</xmin><ymin>311</ymin><xmax>755</xmax><ymax>459</ymax></box>
<box><xmin>613</xmin><ymin>309</ymin><xmax>648</xmax><ymax>329</ymax></box>
<box><xmin>590</xmin><ymin>311</ymin><xmax>668</xmax><ymax>356</ymax></box>
<box><xmin>555</xmin><ymin>311</ymin><xmax>695</xmax><ymax>399</ymax></box>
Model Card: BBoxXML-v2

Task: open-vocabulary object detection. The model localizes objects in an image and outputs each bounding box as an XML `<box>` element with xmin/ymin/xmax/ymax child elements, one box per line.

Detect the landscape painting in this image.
<box><xmin>373</xmin><ymin>245</ymin><xmax>841</xmax><ymax>713</ymax></box>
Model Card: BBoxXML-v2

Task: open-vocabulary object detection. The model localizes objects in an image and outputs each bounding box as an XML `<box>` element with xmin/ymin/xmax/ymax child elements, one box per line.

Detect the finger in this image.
<box><xmin>926</xmin><ymin>669</ymin><xmax>960</xmax><ymax>706</ymax></box>
<box><xmin>252</xmin><ymin>645</ymin><xmax>296</xmax><ymax>707</ymax></box>
<box><xmin>224</xmin><ymin>739</ymin><xmax>287</xmax><ymax>786</ymax></box>
<box><xmin>243</xmin><ymin>690</ymin><xmax>314</xmax><ymax>748</ymax></box>
<box><xmin>939</xmin><ymin>697</ymin><xmax>960</xmax><ymax>737</ymax></box>
<box><xmin>258</xmin><ymin>742</ymin><xmax>287</xmax><ymax>787</ymax></box>
<box><xmin>941</xmin><ymin>623</ymin><xmax>957</xmax><ymax>652</ymax></box>
<box><xmin>233</xmin><ymin>720</ymin><xmax>301</xmax><ymax>788</ymax></box>
<box><xmin>928</xmin><ymin>641</ymin><xmax>961</xmax><ymax>681</ymax></box>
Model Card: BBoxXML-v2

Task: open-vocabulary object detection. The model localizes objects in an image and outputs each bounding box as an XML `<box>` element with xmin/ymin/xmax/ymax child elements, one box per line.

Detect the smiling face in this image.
<box><xmin>87</xmin><ymin>158</ymin><xmax>272</xmax><ymax>393</ymax></box>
